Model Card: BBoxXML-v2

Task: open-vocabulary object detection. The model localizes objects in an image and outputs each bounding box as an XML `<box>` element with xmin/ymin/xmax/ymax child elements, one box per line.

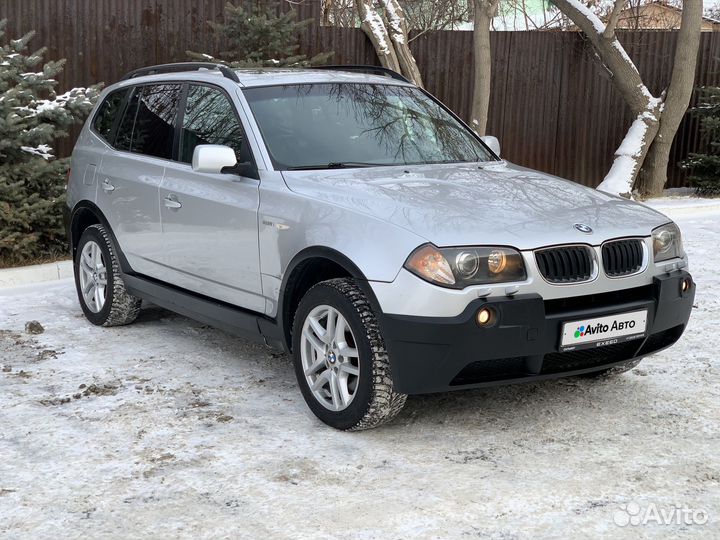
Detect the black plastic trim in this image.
<box><xmin>63</xmin><ymin>204</ymin><xmax>72</xmax><ymax>250</ymax></box>
<box><xmin>276</xmin><ymin>246</ymin><xmax>382</xmax><ymax>352</ymax></box>
<box><xmin>123</xmin><ymin>273</ymin><xmax>282</xmax><ymax>347</ymax></box>
<box><xmin>68</xmin><ymin>201</ymin><xmax>133</xmax><ymax>273</ymax></box>
<box><xmin>378</xmin><ymin>271</ymin><xmax>695</xmax><ymax>394</ymax></box>
<box><xmin>172</xmin><ymin>82</ymin><xmax>189</xmax><ymax>162</ymax></box>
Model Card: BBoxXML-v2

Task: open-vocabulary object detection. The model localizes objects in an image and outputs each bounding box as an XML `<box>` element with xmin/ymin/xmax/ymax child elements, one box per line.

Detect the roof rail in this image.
<box><xmin>311</xmin><ymin>65</ymin><xmax>410</xmax><ymax>84</ymax></box>
<box><xmin>120</xmin><ymin>62</ymin><xmax>240</xmax><ymax>83</ymax></box>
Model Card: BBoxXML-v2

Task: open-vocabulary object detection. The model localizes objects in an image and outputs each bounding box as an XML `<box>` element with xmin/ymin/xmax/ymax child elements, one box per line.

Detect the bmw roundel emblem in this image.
<box><xmin>574</xmin><ymin>223</ymin><xmax>593</xmax><ymax>234</ymax></box>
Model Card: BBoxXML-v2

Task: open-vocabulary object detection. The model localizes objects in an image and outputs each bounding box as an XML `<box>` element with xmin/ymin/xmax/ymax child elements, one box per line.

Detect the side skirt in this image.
<box><xmin>122</xmin><ymin>273</ymin><xmax>284</xmax><ymax>350</ymax></box>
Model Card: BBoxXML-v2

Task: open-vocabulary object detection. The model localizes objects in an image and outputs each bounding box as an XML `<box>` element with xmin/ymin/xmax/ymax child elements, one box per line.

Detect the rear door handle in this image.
<box><xmin>101</xmin><ymin>178</ymin><xmax>115</xmax><ymax>192</ymax></box>
<box><xmin>164</xmin><ymin>195</ymin><xmax>182</xmax><ymax>209</ymax></box>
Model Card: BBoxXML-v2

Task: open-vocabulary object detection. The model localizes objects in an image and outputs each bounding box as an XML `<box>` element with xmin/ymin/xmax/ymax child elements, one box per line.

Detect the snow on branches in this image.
<box><xmin>355</xmin><ymin>0</ymin><xmax>423</xmax><ymax>86</ymax></box>
<box><xmin>552</xmin><ymin>0</ymin><xmax>702</xmax><ymax>197</ymax></box>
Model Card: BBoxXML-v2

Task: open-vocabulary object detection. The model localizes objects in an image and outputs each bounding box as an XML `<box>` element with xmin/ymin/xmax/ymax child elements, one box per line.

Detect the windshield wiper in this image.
<box><xmin>287</xmin><ymin>162</ymin><xmax>383</xmax><ymax>170</ymax></box>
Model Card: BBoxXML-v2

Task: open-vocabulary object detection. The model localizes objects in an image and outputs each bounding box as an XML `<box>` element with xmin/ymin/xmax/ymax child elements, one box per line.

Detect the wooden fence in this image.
<box><xmin>2</xmin><ymin>0</ymin><xmax>719</xmax><ymax>187</ymax></box>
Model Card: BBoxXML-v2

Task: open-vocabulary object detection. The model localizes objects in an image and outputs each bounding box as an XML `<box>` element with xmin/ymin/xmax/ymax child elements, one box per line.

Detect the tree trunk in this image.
<box><xmin>553</xmin><ymin>0</ymin><xmax>662</xmax><ymax>195</ymax></box>
<box><xmin>599</xmin><ymin>108</ymin><xmax>661</xmax><ymax>197</ymax></box>
<box><xmin>470</xmin><ymin>0</ymin><xmax>498</xmax><ymax>135</ymax></box>
<box><xmin>553</xmin><ymin>0</ymin><xmax>703</xmax><ymax>197</ymax></box>
<box><xmin>381</xmin><ymin>0</ymin><xmax>423</xmax><ymax>86</ymax></box>
<box><xmin>323</xmin><ymin>0</ymin><xmax>333</xmax><ymax>26</ymax></box>
<box><xmin>355</xmin><ymin>0</ymin><xmax>401</xmax><ymax>72</ymax></box>
<box><xmin>637</xmin><ymin>137</ymin><xmax>674</xmax><ymax>196</ymax></box>
<box><xmin>636</xmin><ymin>0</ymin><xmax>703</xmax><ymax>197</ymax></box>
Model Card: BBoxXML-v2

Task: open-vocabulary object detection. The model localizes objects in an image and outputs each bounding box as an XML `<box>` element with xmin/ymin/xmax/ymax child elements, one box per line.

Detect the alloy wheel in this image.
<box><xmin>300</xmin><ymin>304</ymin><xmax>360</xmax><ymax>411</ymax></box>
<box><xmin>78</xmin><ymin>240</ymin><xmax>108</xmax><ymax>313</ymax></box>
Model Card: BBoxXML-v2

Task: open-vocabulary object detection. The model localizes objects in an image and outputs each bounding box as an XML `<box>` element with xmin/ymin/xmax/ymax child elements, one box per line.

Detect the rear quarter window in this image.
<box><xmin>92</xmin><ymin>88</ymin><xmax>129</xmax><ymax>144</ymax></box>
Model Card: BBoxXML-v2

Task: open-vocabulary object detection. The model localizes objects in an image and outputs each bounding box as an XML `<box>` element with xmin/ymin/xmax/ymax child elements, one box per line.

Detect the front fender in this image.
<box><xmin>258</xmin><ymin>176</ymin><xmax>426</xmax><ymax>285</ymax></box>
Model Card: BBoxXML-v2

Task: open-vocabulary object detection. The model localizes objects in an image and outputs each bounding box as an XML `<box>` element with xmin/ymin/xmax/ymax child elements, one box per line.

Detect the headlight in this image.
<box><xmin>652</xmin><ymin>223</ymin><xmax>684</xmax><ymax>263</ymax></box>
<box><xmin>404</xmin><ymin>244</ymin><xmax>526</xmax><ymax>289</ymax></box>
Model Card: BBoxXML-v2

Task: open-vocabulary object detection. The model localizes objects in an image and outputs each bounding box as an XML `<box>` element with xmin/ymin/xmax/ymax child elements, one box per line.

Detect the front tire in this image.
<box><xmin>292</xmin><ymin>278</ymin><xmax>407</xmax><ymax>431</ymax></box>
<box><xmin>74</xmin><ymin>224</ymin><xmax>141</xmax><ymax>327</ymax></box>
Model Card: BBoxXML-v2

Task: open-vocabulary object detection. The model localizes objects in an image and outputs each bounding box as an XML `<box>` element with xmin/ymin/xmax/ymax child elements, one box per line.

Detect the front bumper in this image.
<box><xmin>379</xmin><ymin>271</ymin><xmax>695</xmax><ymax>394</ymax></box>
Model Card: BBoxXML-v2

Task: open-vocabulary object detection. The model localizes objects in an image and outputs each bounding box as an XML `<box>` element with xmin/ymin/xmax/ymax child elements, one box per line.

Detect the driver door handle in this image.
<box><xmin>164</xmin><ymin>195</ymin><xmax>182</xmax><ymax>209</ymax></box>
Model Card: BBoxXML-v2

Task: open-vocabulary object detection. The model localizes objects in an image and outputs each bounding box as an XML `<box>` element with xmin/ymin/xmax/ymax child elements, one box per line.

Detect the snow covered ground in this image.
<box><xmin>1</xmin><ymin>204</ymin><xmax>719</xmax><ymax>539</ymax></box>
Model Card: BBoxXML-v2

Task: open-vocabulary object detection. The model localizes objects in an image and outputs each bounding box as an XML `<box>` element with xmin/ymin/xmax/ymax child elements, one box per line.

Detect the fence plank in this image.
<box><xmin>1</xmin><ymin>1</ymin><xmax>717</xmax><ymax>188</ymax></box>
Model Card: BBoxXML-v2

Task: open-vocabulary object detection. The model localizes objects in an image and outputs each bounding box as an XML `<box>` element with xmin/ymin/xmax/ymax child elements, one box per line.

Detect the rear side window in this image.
<box><xmin>115</xmin><ymin>84</ymin><xmax>182</xmax><ymax>160</ymax></box>
<box><xmin>92</xmin><ymin>89</ymin><xmax>128</xmax><ymax>144</ymax></box>
<box><xmin>180</xmin><ymin>84</ymin><xmax>249</xmax><ymax>164</ymax></box>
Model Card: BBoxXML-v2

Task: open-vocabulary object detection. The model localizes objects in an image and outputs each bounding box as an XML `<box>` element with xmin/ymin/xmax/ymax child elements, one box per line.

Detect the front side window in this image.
<box><xmin>93</xmin><ymin>88</ymin><xmax>129</xmax><ymax>144</ymax></box>
<box><xmin>180</xmin><ymin>85</ymin><xmax>248</xmax><ymax>164</ymax></box>
<box><xmin>242</xmin><ymin>83</ymin><xmax>494</xmax><ymax>170</ymax></box>
<box><xmin>115</xmin><ymin>84</ymin><xmax>181</xmax><ymax>160</ymax></box>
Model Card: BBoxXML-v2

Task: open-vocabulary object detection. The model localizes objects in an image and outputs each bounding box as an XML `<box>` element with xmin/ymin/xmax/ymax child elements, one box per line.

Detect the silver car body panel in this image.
<box><xmin>68</xmin><ymin>68</ymin><xmax>686</xmax><ymax>321</ymax></box>
<box><xmin>158</xmin><ymin>162</ymin><xmax>264</xmax><ymax>312</ymax></box>
<box><xmin>96</xmin><ymin>149</ymin><xmax>167</xmax><ymax>278</ymax></box>
<box><xmin>278</xmin><ymin>162</ymin><xmax>672</xmax><ymax>251</ymax></box>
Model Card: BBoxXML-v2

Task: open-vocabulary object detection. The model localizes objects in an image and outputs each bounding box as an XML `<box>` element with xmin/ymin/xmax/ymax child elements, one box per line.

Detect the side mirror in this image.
<box><xmin>192</xmin><ymin>144</ymin><xmax>237</xmax><ymax>174</ymax></box>
<box><xmin>480</xmin><ymin>135</ymin><xmax>501</xmax><ymax>157</ymax></box>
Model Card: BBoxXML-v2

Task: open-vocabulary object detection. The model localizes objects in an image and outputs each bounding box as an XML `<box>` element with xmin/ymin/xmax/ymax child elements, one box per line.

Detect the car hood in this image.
<box><xmin>281</xmin><ymin>162</ymin><xmax>671</xmax><ymax>250</ymax></box>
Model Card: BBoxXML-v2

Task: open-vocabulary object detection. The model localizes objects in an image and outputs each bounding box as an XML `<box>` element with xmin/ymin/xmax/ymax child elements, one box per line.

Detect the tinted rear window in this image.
<box><xmin>115</xmin><ymin>84</ymin><xmax>182</xmax><ymax>160</ymax></box>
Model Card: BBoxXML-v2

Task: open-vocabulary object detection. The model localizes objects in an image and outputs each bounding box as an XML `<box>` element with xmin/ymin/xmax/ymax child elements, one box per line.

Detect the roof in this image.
<box><xmin>233</xmin><ymin>68</ymin><xmax>412</xmax><ymax>87</ymax></box>
<box><xmin>618</xmin><ymin>1</ymin><xmax>720</xmax><ymax>26</ymax></box>
<box><xmin>116</xmin><ymin>65</ymin><xmax>413</xmax><ymax>89</ymax></box>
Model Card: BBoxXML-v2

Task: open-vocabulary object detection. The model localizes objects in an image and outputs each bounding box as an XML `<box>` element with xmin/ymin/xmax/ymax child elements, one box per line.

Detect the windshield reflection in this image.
<box><xmin>243</xmin><ymin>83</ymin><xmax>495</xmax><ymax>170</ymax></box>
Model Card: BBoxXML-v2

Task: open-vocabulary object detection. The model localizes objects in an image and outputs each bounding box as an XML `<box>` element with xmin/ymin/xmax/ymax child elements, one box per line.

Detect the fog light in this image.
<box><xmin>476</xmin><ymin>307</ymin><xmax>496</xmax><ymax>327</ymax></box>
<box><xmin>681</xmin><ymin>278</ymin><xmax>691</xmax><ymax>293</ymax></box>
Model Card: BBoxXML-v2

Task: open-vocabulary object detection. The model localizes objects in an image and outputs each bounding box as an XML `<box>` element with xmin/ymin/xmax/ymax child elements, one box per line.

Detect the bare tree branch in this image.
<box><xmin>553</xmin><ymin>0</ymin><xmax>660</xmax><ymax>196</ymax></box>
<box><xmin>552</xmin><ymin>0</ymin><xmax>651</xmax><ymax>116</ymax></box>
<box><xmin>603</xmin><ymin>0</ymin><xmax>626</xmax><ymax>38</ymax></box>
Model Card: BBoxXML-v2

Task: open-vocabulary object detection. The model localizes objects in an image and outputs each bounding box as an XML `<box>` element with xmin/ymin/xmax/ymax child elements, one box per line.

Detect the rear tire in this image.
<box><xmin>292</xmin><ymin>278</ymin><xmax>406</xmax><ymax>431</ymax></box>
<box><xmin>581</xmin><ymin>358</ymin><xmax>642</xmax><ymax>378</ymax></box>
<box><xmin>74</xmin><ymin>224</ymin><xmax>141</xmax><ymax>327</ymax></box>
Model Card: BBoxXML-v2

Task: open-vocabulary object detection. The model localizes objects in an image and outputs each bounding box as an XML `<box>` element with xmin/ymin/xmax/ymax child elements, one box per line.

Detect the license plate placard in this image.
<box><xmin>560</xmin><ymin>309</ymin><xmax>648</xmax><ymax>351</ymax></box>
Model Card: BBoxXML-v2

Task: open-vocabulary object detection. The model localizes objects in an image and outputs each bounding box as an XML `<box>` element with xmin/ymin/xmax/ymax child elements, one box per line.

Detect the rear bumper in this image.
<box><xmin>379</xmin><ymin>271</ymin><xmax>695</xmax><ymax>394</ymax></box>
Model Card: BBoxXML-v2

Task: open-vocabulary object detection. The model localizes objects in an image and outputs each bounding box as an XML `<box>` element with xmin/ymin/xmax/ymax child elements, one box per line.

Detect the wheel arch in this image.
<box><xmin>277</xmin><ymin>246</ymin><xmax>383</xmax><ymax>353</ymax></box>
<box><xmin>69</xmin><ymin>201</ymin><xmax>131</xmax><ymax>273</ymax></box>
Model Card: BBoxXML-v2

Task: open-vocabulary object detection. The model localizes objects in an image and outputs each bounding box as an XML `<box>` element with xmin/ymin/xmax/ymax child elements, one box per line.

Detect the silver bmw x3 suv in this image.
<box><xmin>65</xmin><ymin>63</ymin><xmax>695</xmax><ymax>430</ymax></box>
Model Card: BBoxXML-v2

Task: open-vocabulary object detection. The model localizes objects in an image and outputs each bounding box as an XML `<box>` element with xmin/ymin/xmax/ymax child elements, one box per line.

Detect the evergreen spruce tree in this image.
<box><xmin>0</xmin><ymin>19</ymin><xmax>100</xmax><ymax>265</ymax></box>
<box><xmin>187</xmin><ymin>1</ymin><xmax>332</xmax><ymax>67</ymax></box>
<box><xmin>681</xmin><ymin>87</ymin><xmax>720</xmax><ymax>196</ymax></box>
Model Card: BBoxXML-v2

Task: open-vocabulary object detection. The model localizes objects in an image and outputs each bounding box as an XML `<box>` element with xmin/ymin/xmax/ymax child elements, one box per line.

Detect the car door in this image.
<box><xmin>158</xmin><ymin>83</ymin><xmax>263</xmax><ymax>312</ymax></box>
<box><xmin>96</xmin><ymin>83</ymin><xmax>182</xmax><ymax>279</ymax></box>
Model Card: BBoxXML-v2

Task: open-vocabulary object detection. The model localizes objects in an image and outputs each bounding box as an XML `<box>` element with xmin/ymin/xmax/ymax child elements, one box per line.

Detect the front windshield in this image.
<box><xmin>242</xmin><ymin>83</ymin><xmax>495</xmax><ymax>170</ymax></box>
